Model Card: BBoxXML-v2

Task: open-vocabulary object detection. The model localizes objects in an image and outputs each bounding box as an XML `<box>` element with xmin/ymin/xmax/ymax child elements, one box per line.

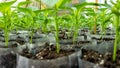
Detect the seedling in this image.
<box><xmin>16</xmin><ymin>1</ymin><xmax>40</xmax><ymax>43</ymax></box>
<box><xmin>71</xmin><ymin>2</ymin><xmax>107</xmax><ymax>43</ymax></box>
<box><xmin>110</xmin><ymin>0</ymin><xmax>120</xmax><ymax>61</ymax></box>
<box><xmin>0</xmin><ymin>1</ymin><xmax>16</xmax><ymax>46</ymax></box>
<box><xmin>41</xmin><ymin>0</ymin><xmax>71</xmax><ymax>53</ymax></box>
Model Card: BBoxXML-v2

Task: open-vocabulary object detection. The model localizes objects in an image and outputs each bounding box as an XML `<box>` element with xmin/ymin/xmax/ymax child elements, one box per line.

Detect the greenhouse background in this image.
<box><xmin>0</xmin><ymin>0</ymin><xmax>116</xmax><ymax>7</ymax></box>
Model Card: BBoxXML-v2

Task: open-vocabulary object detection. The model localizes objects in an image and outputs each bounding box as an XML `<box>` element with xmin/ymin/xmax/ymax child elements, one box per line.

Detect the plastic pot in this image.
<box><xmin>0</xmin><ymin>47</ymin><xmax>16</xmax><ymax>68</ymax></box>
<box><xmin>0</xmin><ymin>38</ymin><xmax>19</xmax><ymax>68</ymax></box>
<box><xmin>16</xmin><ymin>43</ymin><xmax>82</xmax><ymax>68</ymax></box>
<box><xmin>79</xmin><ymin>41</ymin><xmax>114</xmax><ymax>68</ymax></box>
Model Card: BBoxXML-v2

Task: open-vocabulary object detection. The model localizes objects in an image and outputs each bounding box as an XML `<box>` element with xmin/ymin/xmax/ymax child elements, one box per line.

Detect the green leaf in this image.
<box><xmin>74</xmin><ymin>2</ymin><xmax>110</xmax><ymax>9</ymax></box>
<box><xmin>17</xmin><ymin>1</ymin><xmax>31</xmax><ymax>7</ymax></box>
<box><xmin>34</xmin><ymin>8</ymin><xmax>53</xmax><ymax>14</ymax></box>
<box><xmin>56</xmin><ymin>0</ymin><xmax>63</xmax><ymax>8</ymax></box>
<box><xmin>56</xmin><ymin>0</ymin><xmax>71</xmax><ymax>8</ymax></box>
<box><xmin>0</xmin><ymin>1</ymin><xmax>16</xmax><ymax>13</ymax></box>
<box><xmin>17</xmin><ymin>7</ymin><xmax>35</xmax><ymax>17</ymax></box>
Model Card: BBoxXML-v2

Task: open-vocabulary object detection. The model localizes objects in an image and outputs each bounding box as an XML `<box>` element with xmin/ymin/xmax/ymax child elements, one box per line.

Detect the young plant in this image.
<box><xmin>39</xmin><ymin>11</ymin><xmax>52</xmax><ymax>33</ymax></box>
<box><xmin>41</xmin><ymin>0</ymin><xmax>72</xmax><ymax>53</ymax></box>
<box><xmin>85</xmin><ymin>7</ymin><xmax>112</xmax><ymax>35</ymax></box>
<box><xmin>58</xmin><ymin>14</ymin><xmax>73</xmax><ymax>34</ymax></box>
<box><xmin>99</xmin><ymin>8</ymin><xmax>112</xmax><ymax>35</ymax></box>
<box><xmin>53</xmin><ymin>1</ymin><xmax>68</xmax><ymax>53</ymax></box>
<box><xmin>110</xmin><ymin>0</ymin><xmax>120</xmax><ymax>61</ymax></box>
<box><xmin>71</xmin><ymin>2</ymin><xmax>107</xmax><ymax>43</ymax></box>
<box><xmin>0</xmin><ymin>1</ymin><xmax>16</xmax><ymax>46</ymax></box>
<box><xmin>16</xmin><ymin>1</ymin><xmax>40</xmax><ymax>43</ymax></box>
<box><xmin>54</xmin><ymin>0</ymin><xmax>72</xmax><ymax>53</ymax></box>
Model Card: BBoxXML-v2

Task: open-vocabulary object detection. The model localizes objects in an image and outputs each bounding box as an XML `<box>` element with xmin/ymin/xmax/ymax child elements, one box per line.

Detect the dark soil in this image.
<box><xmin>15</xmin><ymin>35</ymin><xmax>26</xmax><ymax>45</ymax></box>
<box><xmin>16</xmin><ymin>39</ymin><xmax>25</xmax><ymax>45</ymax></box>
<box><xmin>76</xmin><ymin>41</ymin><xmax>90</xmax><ymax>44</ymax></box>
<box><xmin>92</xmin><ymin>37</ymin><xmax>114</xmax><ymax>41</ymax></box>
<box><xmin>0</xmin><ymin>44</ymin><xmax>17</xmax><ymax>68</ymax></box>
<box><xmin>0</xmin><ymin>53</ymin><xmax>16</xmax><ymax>68</ymax></box>
<box><xmin>81</xmin><ymin>49</ymin><xmax>103</xmax><ymax>64</ymax></box>
<box><xmin>58</xmin><ymin>28</ymin><xmax>74</xmax><ymax>40</ymax></box>
<box><xmin>20</xmin><ymin>43</ymin><xmax>75</xmax><ymax>60</ymax></box>
<box><xmin>59</xmin><ymin>29</ymin><xmax>69</xmax><ymax>39</ymax></box>
<box><xmin>81</xmin><ymin>49</ymin><xmax>120</xmax><ymax>68</ymax></box>
<box><xmin>73</xmin><ymin>40</ymin><xmax>91</xmax><ymax>49</ymax></box>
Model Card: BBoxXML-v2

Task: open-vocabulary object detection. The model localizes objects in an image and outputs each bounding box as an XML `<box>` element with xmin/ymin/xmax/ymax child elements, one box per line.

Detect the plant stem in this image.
<box><xmin>40</xmin><ymin>0</ymin><xmax>41</xmax><ymax>9</ymax></box>
<box><xmin>4</xmin><ymin>13</ymin><xmax>9</xmax><ymax>46</ymax></box>
<box><xmin>93</xmin><ymin>0</ymin><xmax>98</xmax><ymax>34</ymax></box>
<box><xmin>113</xmin><ymin>15</ymin><xmax>119</xmax><ymax>61</ymax></box>
<box><xmin>73</xmin><ymin>10</ymin><xmax>79</xmax><ymax>44</ymax></box>
<box><xmin>30</xmin><ymin>17</ymin><xmax>35</xmax><ymax>44</ymax></box>
<box><xmin>55</xmin><ymin>6</ymin><xmax>60</xmax><ymax>53</ymax></box>
<box><xmin>42</xmin><ymin>20</ymin><xmax>47</xmax><ymax>33</ymax></box>
<box><xmin>25</xmin><ymin>0</ymin><xmax>29</xmax><ymax>8</ymax></box>
<box><xmin>5</xmin><ymin>29</ymin><xmax>9</xmax><ymax>46</ymax></box>
<box><xmin>93</xmin><ymin>17</ymin><xmax>97</xmax><ymax>34</ymax></box>
<box><xmin>30</xmin><ymin>29</ymin><xmax>34</xmax><ymax>44</ymax></box>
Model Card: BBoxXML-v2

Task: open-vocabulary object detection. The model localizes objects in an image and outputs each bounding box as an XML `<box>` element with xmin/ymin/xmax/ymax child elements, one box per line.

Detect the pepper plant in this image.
<box><xmin>16</xmin><ymin>1</ymin><xmax>40</xmax><ymax>43</ymax></box>
<box><xmin>110</xmin><ymin>0</ymin><xmax>120</xmax><ymax>61</ymax></box>
<box><xmin>70</xmin><ymin>2</ymin><xmax>108</xmax><ymax>43</ymax></box>
<box><xmin>54</xmin><ymin>0</ymin><xmax>72</xmax><ymax>53</ymax></box>
<box><xmin>98</xmin><ymin>8</ymin><xmax>112</xmax><ymax>35</ymax></box>
<box><xmin>41</xmin><ymin>0</ymin><xmax>72</xmax><ymax>53</ymax></box>
<box><xmin>0</xmin><ymin>1</ymin><xmax>16</xmax><ymax>46</ymax></box>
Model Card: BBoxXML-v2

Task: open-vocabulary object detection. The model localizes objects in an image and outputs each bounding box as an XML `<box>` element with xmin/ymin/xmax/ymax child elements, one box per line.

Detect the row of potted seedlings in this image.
<box><xmin>0</xmin><ymin>0</ymin><xmax>119</xmax><ymax>68</ymax></box>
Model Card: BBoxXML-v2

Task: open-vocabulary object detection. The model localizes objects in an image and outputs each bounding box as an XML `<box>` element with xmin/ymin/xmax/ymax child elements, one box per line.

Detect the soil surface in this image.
<box><xmin>81</xmin><ymin>49</ymin><xmax>120</xmax><ymax>68</ymax></box>
<box><xmin>91</xmin><ymin>37</ymin><xmax>114</xmax><ymax>41</ymax></box>
<box><xmin>20</xmin><ymin>43</ymin><xmax>75</xmax><ymax>60</ymax></box>
<box><xmin>59</xmin><ymin>29</ymin><xmax>69</xmax><ymax>39</ymax></box>
<box><xmin>0</xmin><ymin>53</ymin><xmax>16</xmax><ymax>68</ymax></box>
<box><xmin>0</xmin><ymin>44</ymin><xmax>17</xmax><ymax>68</ymax></box>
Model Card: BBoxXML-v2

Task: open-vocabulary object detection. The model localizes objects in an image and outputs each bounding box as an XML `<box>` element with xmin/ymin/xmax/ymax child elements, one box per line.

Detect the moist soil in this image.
<box><xmin>81</xmin><ymin>49</ymin><xmax>120</xmax><ymax>68</ymax></box>
<box><xmin>20</xmin><ymin>43</ymin><xmax>75</xmax><ymax>60</ymax></box>
<box><xmin>59</xmin><ymin>29</ymin><xmax>72</xmax><ymax>39</ymax></box>
<box><xmin>0</xmin><ymin>44</ymin><xmax>17</xmax><ymax>68</ymax></box>
<box><xmin>73</xmin><ymin>41</ymin><xmax>91</xmax><ymax>50</ymax></box>
<box><xmin>91</xmin><ymin>37</ymin><xmax>115</xmax><ymax>41</ymax></box>
<box><xmin>0</xmin><ymin>53</ymin><xmax>16</xmax><ymax>68</ymax></box>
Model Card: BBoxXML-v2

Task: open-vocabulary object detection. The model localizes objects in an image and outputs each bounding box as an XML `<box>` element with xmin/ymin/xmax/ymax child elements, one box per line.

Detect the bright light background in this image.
<box><xmin>86</xmin><ymin>0</ymin><xmax>116</xmax><ymax>4</ymax></box>
<box><xmin>0</xmin><ymin>0</ymin><xmax>117</xmax><ymax>5</ymax></box>
<box><xmin>0</xmin><ymin>0</ymin><xmax>24</xmax><ymax>6</ymax></box>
